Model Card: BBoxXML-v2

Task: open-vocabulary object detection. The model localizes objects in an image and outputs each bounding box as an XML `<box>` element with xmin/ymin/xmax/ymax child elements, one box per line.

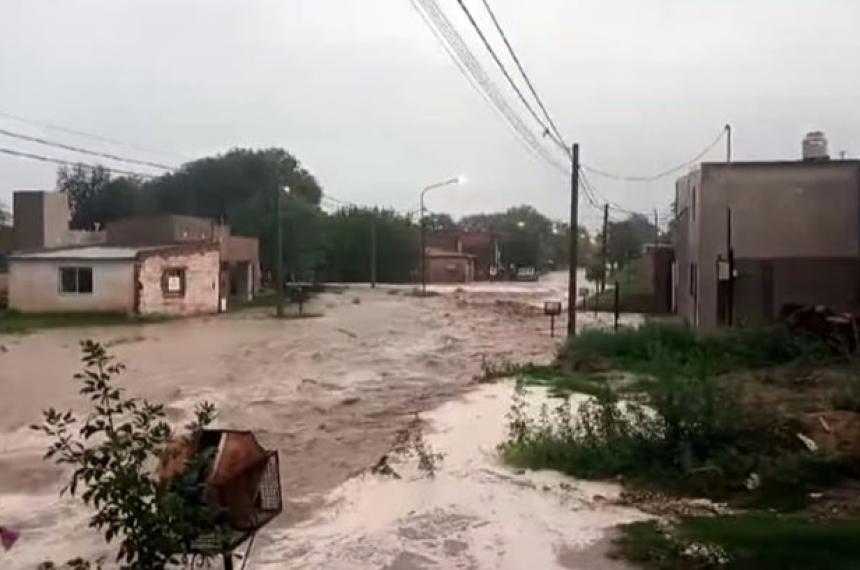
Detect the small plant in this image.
<box><xmin>31</xmin><ymin>340</ymin><xmax>222</xmax><ymax>569</ymax></box>
<box><xmin>475</xmin><ymin>355</ymin><xmax>526</xmax><ymax>383</ymax></box>
<box><xmin>373</xmin><ymin>414</ymin><xmax>444</xmax><ymax>479</ymax></box>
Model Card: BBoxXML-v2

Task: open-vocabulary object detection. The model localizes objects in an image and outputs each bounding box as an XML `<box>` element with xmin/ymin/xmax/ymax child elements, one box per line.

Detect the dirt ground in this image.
<box><xmin>0</xmin><ymin>273</ymin><xmax>638</xmax><ymax>568</ymax></box>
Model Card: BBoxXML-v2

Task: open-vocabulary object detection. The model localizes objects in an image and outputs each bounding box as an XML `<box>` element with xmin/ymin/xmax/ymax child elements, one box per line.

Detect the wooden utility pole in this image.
<box><xmin>567</xmin><ymin>143</ymin><xmax>579</xmax><ymax>337</ymax></box>
<box><xmin>653</xmin><ymin>208</ymin><xmax>660</xmax><ymax>243</ymax></box>
<box><xmin>600</xmin><ymin>203</ymin><xmax>608</xmax><ymax>293</ymax></box>
<box><xmin>370</xmin><ymin>219</ymin><xmax>377</xmax><ymax>288</ymax></box>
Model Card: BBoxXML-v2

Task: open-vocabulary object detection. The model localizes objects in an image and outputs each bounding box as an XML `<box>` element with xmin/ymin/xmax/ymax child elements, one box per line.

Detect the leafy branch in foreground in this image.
<box><xmin>31</xmin><ymin>340</ymin><xmax>222</xmax><ymax>569</ymax></box>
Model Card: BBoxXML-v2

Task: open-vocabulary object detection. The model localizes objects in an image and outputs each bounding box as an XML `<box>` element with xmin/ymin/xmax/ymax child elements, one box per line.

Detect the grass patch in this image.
<box><xmin>561</xmin><ymin>322</ymin><xmax>832</xmax><ymax>377</ymax></box>
<box><xmin>518</xmin><ymin>364</ymin><xmax>606</xmax><ymax>397</ymax></box>
<box><xmin>614</xmin><ymin>515</ymin><xmax>860</xmax><ymax>569</ymax></box>
<box><xmin>0</xmin><ymin>310</ymin><xmax>166</xmax><ymax>335</ymax></box>
<box><xmin>500</xmin><ymin>325</ymin><xmax>846</xmax><ymax>509</ymax></box>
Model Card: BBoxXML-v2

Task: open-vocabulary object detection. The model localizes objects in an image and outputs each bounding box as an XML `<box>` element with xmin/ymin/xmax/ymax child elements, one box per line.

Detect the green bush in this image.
<box><xmin>560</xmin><ymin>323</ymin><xmax>832</xmax><ymax>377</ymax></box>
<box><xmin>500</xmin><ymin>345</ymin><xmax>846</xmax><ymax>506</ymax></box>
<box><xmin>614</xmin><ymin>515</ymin><xmax>860</xmax><ymax>570</ymax></box>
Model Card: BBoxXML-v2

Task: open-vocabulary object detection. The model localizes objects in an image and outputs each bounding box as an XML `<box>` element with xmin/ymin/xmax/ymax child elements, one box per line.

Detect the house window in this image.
<box><xmin>162</xmin><ymin>268</ymin><xmax>186</xmax><ymax>297</ymax></box>
<box><xmin>59</xmin><ymin>267</ymin><xmax>93</xmax><ymax>294</ymax></box>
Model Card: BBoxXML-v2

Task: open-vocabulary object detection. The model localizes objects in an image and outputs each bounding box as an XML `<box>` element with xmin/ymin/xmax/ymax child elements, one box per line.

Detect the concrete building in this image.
<box><xmin>106</xmin><ymin>215</ymin><xmax>260</xmax><ymax>302</ymax></box>
<box><xmin>12</xmin><ymin>191</ymin><xmax>103</xmax><ymax>251</ymax></box>
<box><xmin>674</xmin><ymin>158</ymin><xmax>860</xmax><ymax>329</ymax></box>
<box><xmin>424</xmin><ymin>247</ymin><xmax>476</xmax><ymax>283</ymax></box>
<box><xmin>8</xmin><ymin>243</ymin><xmax>220</xmax><ymax>315</ymax></box>
<box><xmin>426</xmin><ymin>229</ymin><xmax>499</xmax><ymax>280</ymax></box>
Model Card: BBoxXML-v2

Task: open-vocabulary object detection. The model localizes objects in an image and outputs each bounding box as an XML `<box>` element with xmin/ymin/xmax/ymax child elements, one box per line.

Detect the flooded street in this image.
<box><xmin>0</xmin><ymin>273</ymin><xmax>644</xmax><ymax>568</ymax></box>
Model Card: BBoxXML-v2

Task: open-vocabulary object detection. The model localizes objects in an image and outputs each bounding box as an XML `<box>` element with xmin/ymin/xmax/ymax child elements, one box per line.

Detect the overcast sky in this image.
<box><xmin>2</xmin><ymin>0</ymin><xmax>859</xmax><ymax>229</ymax></box>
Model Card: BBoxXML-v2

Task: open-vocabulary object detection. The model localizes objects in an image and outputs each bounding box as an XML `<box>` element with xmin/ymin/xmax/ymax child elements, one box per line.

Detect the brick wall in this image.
<box><xmin>136</xmin><ymin>248</ymin><xmax>220</xmax><ymax>316</ymax></box>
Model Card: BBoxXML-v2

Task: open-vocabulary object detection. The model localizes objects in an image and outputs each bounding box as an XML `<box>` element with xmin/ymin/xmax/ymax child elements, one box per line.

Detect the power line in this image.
<box><xmin>0</xmin><ymin>127</ymin><xmax>176</xmax><ymax>171</ymax></box>
<box><xmin>480</xmin><ymin>0</ymin><xmax>568</xmax><ymax>151</ymax></box>
<box><xmin>454</xmin><ymin>0</ymin><xmax>567</xmax><ymax>154</ymax></box>
<box><xmin>0</xmin><ymin>146</ymin><xmax>157</xmax><ymax>178</ymax></box>
<box><xmin>0</xmin><ymin>109</ymin><xmax>186</xmax><ymax>161</ymax></box>
<box><xmin>582</xmin><ymin>126</ymin><xmax>728</xmax><ymax>182</ymax></box>
<box><xmin>410</xmin><ymin>0</ymin><xmax>569</xmax><ymax>175</ymax></box>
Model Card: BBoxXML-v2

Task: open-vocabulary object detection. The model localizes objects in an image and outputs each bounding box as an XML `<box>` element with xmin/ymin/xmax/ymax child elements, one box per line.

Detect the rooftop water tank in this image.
<box><xmin>802</xmin><ymin>131</ymin><xmax>829</xmax><ymax>161</ymax></box>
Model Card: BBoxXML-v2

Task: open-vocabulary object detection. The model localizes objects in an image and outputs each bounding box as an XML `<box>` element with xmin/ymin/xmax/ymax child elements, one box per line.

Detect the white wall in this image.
<box><xmin>8</xmin><ymin>260</ymin><xmax>134</xmax><ymax>313</ymax></box>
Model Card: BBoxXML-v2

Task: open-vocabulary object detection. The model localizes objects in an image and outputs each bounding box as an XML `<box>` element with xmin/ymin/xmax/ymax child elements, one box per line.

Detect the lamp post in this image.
<box><xmin>276</xmin><ymin>186</ymin><xmax>289</xmax><ymax>318</ymax></box>
<box><xmin>420</xmin><ymin>176</ymin><xmax>463</xmax><ymax>296</ymax></box>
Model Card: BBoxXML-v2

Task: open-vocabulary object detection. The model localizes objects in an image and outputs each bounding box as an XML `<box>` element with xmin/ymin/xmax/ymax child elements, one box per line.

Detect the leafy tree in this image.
<box><xmin>57</xmin><ymin>165</ymin><xmax>112</xmax><ymax>230</ymax></box>
<box><xmin>32</xmin><ymin>341</ymin><xmax>222</xmax><ymax>569</ymax></box>
<box><xmin>423</xmin><ymin>212</ymin><xmax>456</xmax><ymax>232</ymax></box>
<box><xmin>460</xmin><ymin>205</ymin><xmax>591</xmax><ymax>270</ymax></box>
<box><xmin>323</xmin><ymin>207</ymin><xmax>418</xmax><ymax>282</ymax></box>
<box><xmin>146</xmin><ymin>148</ymin><xmax>321</xmax><ymax>220</ymax></box>
<box><xmin>607</xmin><ymin>213</ymin><xmax>656</xmax><ymax>268</ymax></box>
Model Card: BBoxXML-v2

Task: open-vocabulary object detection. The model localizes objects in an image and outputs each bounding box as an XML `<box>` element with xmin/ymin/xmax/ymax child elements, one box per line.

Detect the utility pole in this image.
<box><xmin>567</xmin><ymin>143</ymin><xmax>579</xmax><ymax>337</ymax></box>
<box><xmin>370</xmin><ymin>218</ymin><xmax>377</xmax><ymax>288</ymax></box>
<box><xmin>600</xmin><ymin>203</ymin><xmax>608</xmax><ymax>294</ymax></box>
<box><xmin>275</xmin><ymin>186</ymin><xmax>285</xmax><ymax>318</ymax></box>
<box><xmin>653</xmin><ymin>208</ymin><xmax>660</xmax><ymax>243</ymax></box>
<box><xmin>726</xmin><ymin>123</ymin><xmax>732</xmax><ymax>162</ymax></box>
<box><xmin>420</xmin><ymin>208</ymin><xmax>427</xmax><ymax>296</ymax></box>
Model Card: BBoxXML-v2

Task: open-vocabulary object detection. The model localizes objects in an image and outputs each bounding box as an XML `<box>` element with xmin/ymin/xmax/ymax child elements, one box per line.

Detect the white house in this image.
<box><xmin>8</xmin><ymin>243</ymin><xmax>221</xmax><ymax>316</ymax></box>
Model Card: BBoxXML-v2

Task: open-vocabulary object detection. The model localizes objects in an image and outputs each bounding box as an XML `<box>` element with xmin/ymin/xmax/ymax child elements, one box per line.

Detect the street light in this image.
<box><xmin>276</xmin><ymin>185</ymin><xmax>289</xmax><ymax>318</ymax></box>
<box><xmin>420</xmin><ymin>176</ymin><xmax>464</xmax><ymax>296</ymax></box>
<box><xmin>517</xmin><ymin>221</ymin><xmax>526</xmax><ymax>229</ymax></box>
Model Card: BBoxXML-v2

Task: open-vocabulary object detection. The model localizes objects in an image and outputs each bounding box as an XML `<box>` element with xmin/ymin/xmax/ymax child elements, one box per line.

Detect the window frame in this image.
<box><xmin>58</xmin><ymin>266</ymin><xmax>94</xmax><ymax>295</ymax></box>
<box><xmin>161</xmin><ymin>267</ymin><xmax>187</xmax><ymax>298</ymax></box>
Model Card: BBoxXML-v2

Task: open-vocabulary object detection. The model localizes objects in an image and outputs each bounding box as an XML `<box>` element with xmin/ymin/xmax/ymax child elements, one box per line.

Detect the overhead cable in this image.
<box><xmin>454</xmin><ymin>0</ymin><xmax>567</xmax><ymax>154</ymax></box>
<box><xmin>582</xmin><ymin>126</ymin><xmax>728</xmax><ymax>182</ymax></box>
<box><xmin>0</xmin><ymin>146</ymin><xmax>158</xmax><ymax>178</ymax></box>
<box><xmin>480</xmin><ymin>0</ymin><xmax>568</xmax><ymax>150</ymax></box>
<box><xmin>0</xmin><ymin>109</ymin><xmax>186</xmax><ymax>161</ymax></box>
<box><xmin>0</xmin><ymin>127</ymin><xmax>176</xmax><ymax>171</ymax></box>
<box><xmin>410</xmin><ymin>0</ymin><xmax>569</xmax><ymax>175</ymax></box>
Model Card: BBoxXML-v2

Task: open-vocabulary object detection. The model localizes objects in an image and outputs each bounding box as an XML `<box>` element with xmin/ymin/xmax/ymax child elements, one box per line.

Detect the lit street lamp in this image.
<box><xmin>420</xmin><ymin>176</ymin><xmax>464</xmax><ymax>296</ymax></box>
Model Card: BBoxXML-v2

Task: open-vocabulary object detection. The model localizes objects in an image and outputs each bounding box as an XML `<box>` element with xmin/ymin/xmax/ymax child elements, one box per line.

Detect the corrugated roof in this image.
<box><xmin>9</xmin><ymin>245</ymin><xmax>165</xmax><ymax>261</ymax></box>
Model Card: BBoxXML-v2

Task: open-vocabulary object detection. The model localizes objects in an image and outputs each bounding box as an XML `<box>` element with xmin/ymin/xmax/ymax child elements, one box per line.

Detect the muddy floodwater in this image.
<box><xmin>0</xmin><ymin>273</ymin><xmax>643</xmax><ymax>568</ymax></box>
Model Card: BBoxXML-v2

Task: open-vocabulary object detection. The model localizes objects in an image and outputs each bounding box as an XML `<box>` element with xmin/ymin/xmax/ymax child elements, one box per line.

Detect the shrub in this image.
<box><xmin>31</xmin><ymin>340</ymin><xmax>223</xmax><ymax>569</ymax></box>
<box><xmin>560</xmin><ymin>323</ymin><xmax>832</xmax><ymax>377</ymax></box>
<box><xmin>500</xmin><ymin>346</ymin><xmax>845</xmax><ymax>505</ymax></box>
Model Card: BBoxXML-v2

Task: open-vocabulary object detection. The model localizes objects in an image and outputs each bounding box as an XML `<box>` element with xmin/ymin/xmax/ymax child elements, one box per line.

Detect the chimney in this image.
<box><xmin>802</xmin><ymin>131</ymin><xmax>829</xmax><ymax>161</ymax></box>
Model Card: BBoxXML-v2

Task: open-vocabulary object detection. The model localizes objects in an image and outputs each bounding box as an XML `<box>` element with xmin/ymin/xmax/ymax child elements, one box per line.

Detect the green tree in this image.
<box><xmin>423</xmin><ymin>212</ymin><xmax>456</xmax><ymax>232</ymax></box>
<box><xmin>460</xmin><ymin>205</ymin><xmax>591</xmax><ymax>270</ymax></box>
<box><xmin>607</xmin><ymin>213</ymin><xmax>656</xmax><ymax>268</ymax></box>
<box><xmin>32</xmin><ymin>341</ymin><xmax>221</xmax><ymax>569</ymax></box>
<box><xmin>57</xmin><ymin>164</ymin><xmax>112</xmax><ymax>230</ymax></box>
<box><xmin>323</xmin><ymin>207</ymin><xmax>418</xmax><ymax>283</ymax></box>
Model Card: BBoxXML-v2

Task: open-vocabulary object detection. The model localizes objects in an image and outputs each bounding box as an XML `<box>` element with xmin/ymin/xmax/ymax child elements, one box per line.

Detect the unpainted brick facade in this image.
<box><xmin>137</xmin><ymin>247</ymin><xmax>220</xmax><ymax>316</ymax></box>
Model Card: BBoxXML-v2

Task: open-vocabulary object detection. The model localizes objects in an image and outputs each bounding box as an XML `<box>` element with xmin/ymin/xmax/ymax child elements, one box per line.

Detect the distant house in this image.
<box><xmin>426</xmin><ymin>228</ymin><xmax>499</xmax><ymax>280</ymax></box>
<box><xmin>424</xmin><ymin>247</ymin><xmax>476</xmax><ymax>283</ymax></box>
<box><xmin>106</xmin><ymin>215</ymin><xmax>260</xmax><ymax>303</ymax></box>
<box><xmin>7</xmin><ymin>191</ymin><xmax>260</xmax><ymax>309</ymax></box>
<box><xmin>8</xmin><ymin>243</ymin><xmax>220</xmax><ymax>315</ymax></box>
<box><xmin>673</xmin><ymin>150</ymin><xmax>860</xmax><ymax>328</ymax></box>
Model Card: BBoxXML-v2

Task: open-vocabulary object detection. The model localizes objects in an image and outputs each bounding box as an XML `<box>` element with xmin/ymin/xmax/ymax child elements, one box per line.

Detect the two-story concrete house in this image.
<box><xmin>675</xmin><ymin>153</ymin><xmax>860</xmax><ymax>329</ymax></box>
